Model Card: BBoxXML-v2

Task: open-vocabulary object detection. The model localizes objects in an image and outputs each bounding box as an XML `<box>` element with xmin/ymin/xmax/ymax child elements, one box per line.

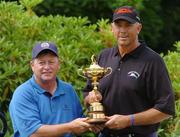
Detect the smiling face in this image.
<box><xmin>31</xmin><ymin>50</ymin><xmax>60</xmax><ymax>84</ymax></box>
<box><xmin>111</xmin><ymin>19</ymin><xmax>142</xmax><ymax>48</ymax></box>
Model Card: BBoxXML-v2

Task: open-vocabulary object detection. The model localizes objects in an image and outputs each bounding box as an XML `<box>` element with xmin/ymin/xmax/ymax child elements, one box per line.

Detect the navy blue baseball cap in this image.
<box><xmin>113</xmin><ymin>6</ymin><xmax>141</xmax><ymax>23</ymax></box>
<box><xmin>32</xmin><ymin>42</ymin><xmax>58</xmax><ymax>59</ymax></box>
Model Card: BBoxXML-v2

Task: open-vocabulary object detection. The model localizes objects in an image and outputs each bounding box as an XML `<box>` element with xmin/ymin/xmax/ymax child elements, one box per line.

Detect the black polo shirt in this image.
<box><xmin>83</xmin><ymin>42</ymin><xmax>175</xmax><ymax>135</ymax></box>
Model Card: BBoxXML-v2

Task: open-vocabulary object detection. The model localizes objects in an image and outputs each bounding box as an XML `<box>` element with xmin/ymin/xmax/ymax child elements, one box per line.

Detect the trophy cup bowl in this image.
<box><xmin>79</xmin><ymin>55</ymin><xmax>112</xmax><ymax>124</ymax></box>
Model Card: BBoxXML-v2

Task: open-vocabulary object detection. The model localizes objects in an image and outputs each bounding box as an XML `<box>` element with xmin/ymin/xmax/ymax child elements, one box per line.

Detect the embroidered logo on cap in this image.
<box><xmin>128</xmin><ymin>71</ymin><xmax>140</xmax><ymax>79</ymax></box>
<box><xmin>41</xmin><ymin>42</ymin><xmax>49</xmax><ymax>48</ymax></box>
<box><xmin>115</xmin><ymin>8</ymin><xmax>133</xmax><ymax>14</ymax></box>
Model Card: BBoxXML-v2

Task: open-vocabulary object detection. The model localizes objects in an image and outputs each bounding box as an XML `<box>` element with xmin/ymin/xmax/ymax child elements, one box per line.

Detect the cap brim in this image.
<box><xmin>33</xmin><ymin>48</ymin><xmax>58</xmax><ymax>59</ymax></box>
<box><xmin>113</xmin><ymin>16</ymin><xmax>137</xmax><ymax>24</ymax></box>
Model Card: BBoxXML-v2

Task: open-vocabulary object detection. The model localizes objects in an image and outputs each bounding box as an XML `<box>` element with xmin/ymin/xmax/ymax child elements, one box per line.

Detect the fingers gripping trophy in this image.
<box><xmin>79</xmin><ymin>55</ymin><xmax>112</xmax><ymax>123</ymax></box>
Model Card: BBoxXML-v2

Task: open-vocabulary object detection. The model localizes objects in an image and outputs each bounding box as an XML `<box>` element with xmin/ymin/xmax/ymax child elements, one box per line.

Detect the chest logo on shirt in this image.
<box><xmin>128</xmin><ymin>71</ymin><xmax>140</xmax><ymax>79</ymax></box>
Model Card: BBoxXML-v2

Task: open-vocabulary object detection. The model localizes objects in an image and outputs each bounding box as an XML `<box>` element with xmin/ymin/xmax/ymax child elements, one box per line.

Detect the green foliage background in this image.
<box><xmin>33</xmin><ymin>0</ymin><xmax>180</xmax><ymax>53</ymax></box>
<box><xmin>158</xmin><ymin>42</ymin><xmax>180</xmax><ymax>137</ymax></box>
<box><xmin>0</xmin><ymin>1</ymin><xmax>179</xmax><ymax>137</ymax></box>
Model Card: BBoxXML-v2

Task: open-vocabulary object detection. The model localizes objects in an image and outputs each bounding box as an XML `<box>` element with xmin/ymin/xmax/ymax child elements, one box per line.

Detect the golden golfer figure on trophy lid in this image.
<box><xmin>78</xmin><ymin>55</ymin><xmax>112</xmax><ymax>124</ymax></box>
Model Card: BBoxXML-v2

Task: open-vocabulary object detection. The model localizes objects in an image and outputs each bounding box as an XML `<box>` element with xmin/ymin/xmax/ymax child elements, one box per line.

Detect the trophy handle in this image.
<box><xmin>91</xmin><ymin>55</ymin><xmax>97</xmax><ymax>64</ymax></box>
<box><xmin>104</xmin><ymin>67</ymin><xmax>112</xmax><ymax>77</ymax></box>
<box><xmin>77</xmin><ymin>68</ymin><xmax>87</xmax><ymax>79</ymax></box>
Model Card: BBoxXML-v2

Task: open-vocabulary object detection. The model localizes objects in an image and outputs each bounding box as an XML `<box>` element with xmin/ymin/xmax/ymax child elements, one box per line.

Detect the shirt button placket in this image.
<box><xmin>51</xmin><ymin>97</ymin><xmax>56</xmax><ymax>113</ymax></box>
<box><xmin>118</xmin><ymin>61</ymin><xmax>122</xmax><ymax>71</ymax></box>
<box><xmin>50</xmin><ymin>97</ymin><xmax>56</xmax><ymax>112</ymax></box>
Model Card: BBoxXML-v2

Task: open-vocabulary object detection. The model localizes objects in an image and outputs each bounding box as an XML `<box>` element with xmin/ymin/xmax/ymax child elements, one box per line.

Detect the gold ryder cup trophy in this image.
<box><xmin>79</xmin><ymin>55</ymin><xmax>112</xmax><ymax>123</ymax></box>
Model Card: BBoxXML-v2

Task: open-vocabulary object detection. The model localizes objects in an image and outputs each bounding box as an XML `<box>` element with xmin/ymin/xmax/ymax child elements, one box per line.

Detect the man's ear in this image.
<box><xmin>111</xmin><ymin>22</ymin><xmax>116</xmax><ymax>36</ymax></box>
<box><xmin>30</xmin><ymin>60</ymin><xmax>34</xmax><ymax>72</ymax></box>
<box><xmin>137</xmin><ymin>23</ymin><xmax>142</xmax><ymax>34</ymax></box>
<box><xmin>30</xmin><ymin>60</ymin><xmax>33</xmax><ymax>66</ymax></box>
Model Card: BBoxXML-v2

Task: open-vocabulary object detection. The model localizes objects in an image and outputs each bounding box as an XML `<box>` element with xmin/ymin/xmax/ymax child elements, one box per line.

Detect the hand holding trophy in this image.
<box><xmin>79</xmin><ymin>55</ymin><xmax>112</xmax><ymax>124</ymax></box>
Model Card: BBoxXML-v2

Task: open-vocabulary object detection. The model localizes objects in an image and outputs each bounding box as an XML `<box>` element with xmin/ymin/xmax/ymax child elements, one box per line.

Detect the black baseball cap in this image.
<box><xmin>32</xmin><ymin>42</ymin><xmax>58</xmax><ymax>59</ymax></box>
<box><xmin>113</xmin><ymin>6</ymin><xmax>141</xmax><ymax>23</ymax></box>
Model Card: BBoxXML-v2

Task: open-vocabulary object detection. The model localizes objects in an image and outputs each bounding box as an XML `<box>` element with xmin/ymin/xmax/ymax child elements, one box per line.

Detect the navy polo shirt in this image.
<box><xmin>84</xmin><ymin>42</ymin><xmax>175</xmax><ymax>135</ymax></box>
<box><xmin>9</xmin><ymin>76</ymin><xmax>83</xmax><ymax>137</ymax></box>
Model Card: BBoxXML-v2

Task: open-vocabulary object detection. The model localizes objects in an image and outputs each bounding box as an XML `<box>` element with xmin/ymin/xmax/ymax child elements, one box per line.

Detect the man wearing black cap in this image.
<box><xmin>9</xmin><ymin>42</ymin><xmax>92</xmax><ymax>137</ymax></box>
<box><xmin>84</xmin><ymin>6</ymin><xmax>175</xmax><ymax>137</ymax></box>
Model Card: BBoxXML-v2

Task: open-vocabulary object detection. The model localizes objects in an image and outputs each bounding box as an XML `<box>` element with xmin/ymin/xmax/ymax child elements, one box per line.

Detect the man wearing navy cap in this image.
<box><xmin>84</xmin><ymin>6</ymin><xmax>175</xmax><ymax>137</ymax></box>
<box><xmin>9</xmin><ymin>42</ymin><xmax>91</xmax><ymax>137</ymax></box>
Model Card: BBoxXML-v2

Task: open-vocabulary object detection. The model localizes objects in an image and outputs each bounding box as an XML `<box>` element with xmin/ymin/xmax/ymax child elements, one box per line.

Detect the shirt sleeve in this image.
<box><xmin>146</xmin><ymin>57</ymin><xmax>175</xmax><ymax>116</ymax></box>
<box><xmin>9</xmin><ymin>87</ymin><xmax>42</xmax><ymax>137</ymax></box>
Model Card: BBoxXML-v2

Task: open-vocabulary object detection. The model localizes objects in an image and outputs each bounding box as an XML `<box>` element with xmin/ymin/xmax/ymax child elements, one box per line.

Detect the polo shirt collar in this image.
<box><xmin>128</xmin><ymin>43</ymin><xmax>145</xmax><ymax>58</ymax></box>
<box><xmin>113</xmin><ymin>41</ymin><xmax>146</xmax><ymax>58</ymax></box>
<box><xmin>30</xmin><ymin>75</ymin><xmax>65</xmax><ymax>96</ymax></box>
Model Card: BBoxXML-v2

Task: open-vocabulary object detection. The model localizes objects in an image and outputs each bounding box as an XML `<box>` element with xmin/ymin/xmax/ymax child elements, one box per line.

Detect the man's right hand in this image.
<box><xmin>69</xmin><ymin>118</ymin><xmax>91</xmax><ymax>135</ymax></box>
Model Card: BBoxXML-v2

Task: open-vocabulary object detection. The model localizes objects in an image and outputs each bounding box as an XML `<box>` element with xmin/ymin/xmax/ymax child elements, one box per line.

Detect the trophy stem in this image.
<box><xmin>92</xmin><ymin>78</ymin><xmax>99</xmax><ymax>92</ymax></box>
